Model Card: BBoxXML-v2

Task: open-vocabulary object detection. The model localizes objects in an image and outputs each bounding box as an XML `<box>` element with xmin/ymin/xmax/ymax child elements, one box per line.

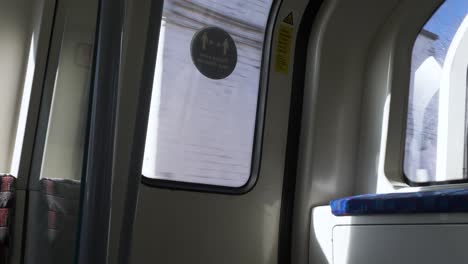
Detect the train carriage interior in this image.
<box><xmin>0</xmin><ymin>0</ymin><xmax>468</xmax><ymax>263</ymax></box>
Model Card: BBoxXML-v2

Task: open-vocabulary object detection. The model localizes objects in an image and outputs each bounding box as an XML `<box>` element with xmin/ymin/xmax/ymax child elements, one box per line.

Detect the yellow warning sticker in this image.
<box><xmin>274</xmin><ymin>23</ymin><xmax>294</xmax><ymax>74</ymax></box>
<box><xmin>283</xmin><ymin>12</ymin><xmax>294</xmax><ymax>26</ymax></box>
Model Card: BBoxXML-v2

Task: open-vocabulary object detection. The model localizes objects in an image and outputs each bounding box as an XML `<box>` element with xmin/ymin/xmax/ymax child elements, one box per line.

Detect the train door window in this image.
<box><xmin>142</xmin><ymin>0</ymin><xmax>275</xmax><ymax>190</ymax></box>
<box><xmin>23</xmin><ymin>1</ymin><xmax>98</xmax><ymax>263</ymax></box>
<box><xmin>40</xmin><ymin>1</ymin><xmax>97</xmax><ymax>181</ymax></box>
<box><xmin>404</xmin><ymin>0</ymin><xmax>468</xmax><ymax>184</ymax></box>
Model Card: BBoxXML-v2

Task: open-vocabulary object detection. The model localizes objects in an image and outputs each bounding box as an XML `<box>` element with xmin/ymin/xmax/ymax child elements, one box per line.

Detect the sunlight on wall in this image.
<box><xmin>312</xmin><ymin>207</ymin><xmax>335</xmax><ymax>263</ymax></box>
<box><xmin>377</xmin><ymin>95</ymin><xmax>395</xmax><ymax>193</ymax></box>
<box><xmin>436</xmin><ymin>14</ymin><xmax>468</xmax><ymax>181</ymax></box>
<box><xmin>11</xmin><ymin>34</ymin><xmax>35</xmax><ymax>176</ymax></box>
<box><xmin>142</xmin><ymin>19</ymin><xmax>166</xmax><ymax>177</ymax></box>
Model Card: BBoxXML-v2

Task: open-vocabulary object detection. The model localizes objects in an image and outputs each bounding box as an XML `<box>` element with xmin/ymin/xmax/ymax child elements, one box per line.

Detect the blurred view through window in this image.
<box><xmin>142</xmin><ymin>0</ymin><xmax>274</xmax><ymax>187</ymax></box>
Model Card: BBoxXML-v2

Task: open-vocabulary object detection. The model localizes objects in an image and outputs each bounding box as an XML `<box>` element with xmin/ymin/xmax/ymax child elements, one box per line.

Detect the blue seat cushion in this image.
<box><xmin>330</xmin><ymin>189</ymin><xmax>468</xmax><ymax>216</ymax></box>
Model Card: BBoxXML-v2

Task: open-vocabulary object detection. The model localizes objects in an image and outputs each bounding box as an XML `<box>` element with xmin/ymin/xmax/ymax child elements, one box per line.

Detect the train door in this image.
<box><xmin>0</xmin><ymin>0</ymin><xmax>121</xmax><ymax>263</ymax></box>
<box><xmin>117</xmin><ymin>0</ymin><xmax>468</xmax><ymax>263</ymax></box>
<box><xmin>3</xmin><ymin>0</ymin><xmax>323</xmax><ymax>262</ymax></box>
<box><xmin>11</xmin><ymin>0</ymin><xmax>100</xmax><ymax>263</ymax></box>
<box><xmin>106</xmin><ymin>0</ymin><xmax>322</xmax><ymax>263</ymax></box>
<box><xmin>2</xmin><ymin>0</ymin><xmax>324</xmax><ymax>262</ymax></box>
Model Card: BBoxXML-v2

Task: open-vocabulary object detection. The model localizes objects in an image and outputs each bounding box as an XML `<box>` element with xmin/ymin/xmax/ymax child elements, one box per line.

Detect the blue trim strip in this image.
<box><xmin>331</xmin><ymin>189</ymin><xmax>468</xmax><ymax>216</ymax></box>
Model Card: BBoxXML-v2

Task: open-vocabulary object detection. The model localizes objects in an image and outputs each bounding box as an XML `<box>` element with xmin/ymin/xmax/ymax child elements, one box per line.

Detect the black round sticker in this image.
<box><xmin>191</xmin><ymin>27</ymin><xmax>237</xmax><ymax>80</ymax></box>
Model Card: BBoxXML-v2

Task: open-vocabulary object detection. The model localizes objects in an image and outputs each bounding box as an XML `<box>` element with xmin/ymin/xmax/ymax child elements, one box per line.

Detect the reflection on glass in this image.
<box><xmin>405</xmin><ymin>0</ymin><xmax>468</xmax><ymax>183</ymax></box>
<box><xmin>0</xmin><ymin>1</ymin><xmax>40</xmax><ymax>177</ymax></box>
<box><xmin>41</xmin><ymin>17</ymin><xmax>95</xmax><ymax>181</ymax></box>
<box><xmin>27</xmin><ymin>1</ymin><xmax>97</xmax><ymax>263</ymax></box>
<box><xmin>143</xmin><ymin>0</ymin><xmax>274</xmax><ymax>187</ymax></box>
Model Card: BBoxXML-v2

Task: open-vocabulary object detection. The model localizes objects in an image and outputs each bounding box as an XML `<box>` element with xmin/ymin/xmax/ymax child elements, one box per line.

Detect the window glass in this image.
<box><xmin>41</xmin><ymin>2</ymin><xmax>97</xmax><ymax>180</ymax></box>
<box><xmin>142</xmin><ymin>0</ymin><xmax>274</xmax><ymax>188</ymax></box>
<box><xmin>0</xmin><ymin>1</ymin><xmax>42</xmax><ymax>176</ymax></box>
<box><xmin>26</xmin><ymin>1</ymin><xmax>98</xmax><ymax>263</ymax></box>
<box><xmin>405</xmin><ymin>0</ymin><xmax>468</xmax><ymax>183</ymax></box>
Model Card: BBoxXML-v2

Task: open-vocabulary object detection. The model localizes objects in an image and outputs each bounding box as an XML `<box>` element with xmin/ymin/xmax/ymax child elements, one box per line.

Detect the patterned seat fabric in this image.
<box><xmin>330</xmin><ymin>188</ymin><xmax>468</xmax><ymax>216</ymax></box>
<box><xmin>40</xmin><ymin>178</ymin><xmax>81</xmax><ymax>264</ymax></box>
<box><xmin>0</xmin><ymin>175</ymin><xmax>15</xmax><ymax>263</ymax></box>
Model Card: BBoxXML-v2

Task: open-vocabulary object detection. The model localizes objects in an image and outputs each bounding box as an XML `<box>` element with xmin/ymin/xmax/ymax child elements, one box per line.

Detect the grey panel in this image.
<box><xmin>333</xmin><ymin>225</ymin><xmax>468</xmax><ymax>264</ymax></box>
<box><xmin>131</xmin><ymin>185</ymin><xmax>282</xmax><ymax>264</ymax></box>
<box><xmin>292</xmin><ymin>1</ymin><xmax>402</xmax><ymax>263</ymax></box>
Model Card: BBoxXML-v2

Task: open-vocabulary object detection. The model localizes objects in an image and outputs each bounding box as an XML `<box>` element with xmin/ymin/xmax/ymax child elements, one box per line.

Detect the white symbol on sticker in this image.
<box><xmin>202</xmin><ymin>33</ymin><xmax>208</xmax><ymax>50</ymax></box>
<box><xmin>223</xmin><ymin>39</ymin><xmax>229</xmax><ymax>56</ymax></box>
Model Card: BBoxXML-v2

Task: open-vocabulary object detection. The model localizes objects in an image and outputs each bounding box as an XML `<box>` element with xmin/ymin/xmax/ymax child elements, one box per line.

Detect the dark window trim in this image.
<box><xmin>116</xmin><ymin>0</ymin><xmax>165</xmax><ymax>262</ymax></box>
<box><xmin>405</xmin><ymin>177</ymin><xmax>468</xmax><ymax>187</ymax></box>
<box><xmin>141</xmin><ymin>0</ymin><xmax>282</xmax><ymax>195</ymax></box>
<box><xmin>277</xmin><ymin>1</ymin><xmax>324</xmax><ymax>263</ymax></box>
<box><xmin>77</xmin><ymin>0</ymin><xmax>124</xmax><ymax>261</ymax></box>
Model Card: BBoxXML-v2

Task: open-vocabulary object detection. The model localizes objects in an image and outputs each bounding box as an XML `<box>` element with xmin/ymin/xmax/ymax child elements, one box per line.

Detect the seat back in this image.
<box><xmin>40</xmin><ymin>178</ymin><xmax>81</xmax><ymax>263</ymax></box>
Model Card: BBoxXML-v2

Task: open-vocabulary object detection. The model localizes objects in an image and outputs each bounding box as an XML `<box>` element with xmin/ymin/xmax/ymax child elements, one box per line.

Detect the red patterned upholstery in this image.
<box><xmin>40</xmin><ymin>178</ymin><xmax>80</xmax><ymax>263</ymax></box>
<box><xmin>0</xmin><ymin>175</ymin><xmax>15</xmax><ymax>263</ymax></box>
<box><xmin>0</xmin><ymin>209</ymin><xmax>10</xmax><ymax>227</ymax></box>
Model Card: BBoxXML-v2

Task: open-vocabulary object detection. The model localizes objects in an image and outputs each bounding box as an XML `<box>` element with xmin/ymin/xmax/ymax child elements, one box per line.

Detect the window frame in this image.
<box><xmin>28</xmin><ymin>0</ymin><xmax>68</xmax><ymax>190</ymax></box>
<box><xmin>383</xmin><ymin>0</ymin><xmax>468</xmax><ymax>187</ymax></box>
<box><xmin>403</xmin><ymin>1</ymin><xmax>468</xmax><ymax>187</ymax></box>
<box><xmin>14</xmin><ymin>0</ymin><xmax>60</xmax><ymax>190</ymax></box>
<box><xmin>27</xmin><ymin>0</ymin><xmax>100</xmax><ymax>189</ymax></box>
<box><xmin>140</xmin><ymin>0</ymin><xmax>283</xmax><ymax>194</ymax></box>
